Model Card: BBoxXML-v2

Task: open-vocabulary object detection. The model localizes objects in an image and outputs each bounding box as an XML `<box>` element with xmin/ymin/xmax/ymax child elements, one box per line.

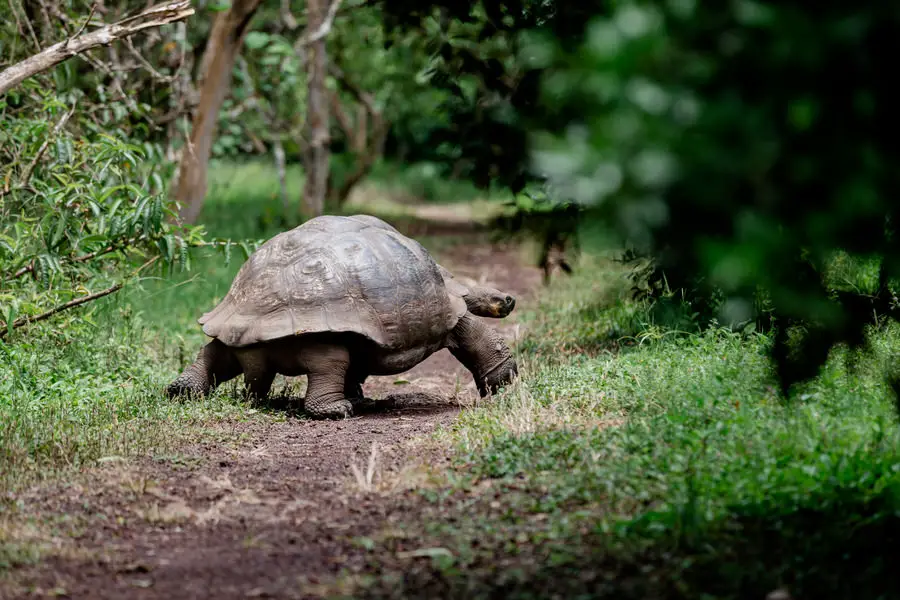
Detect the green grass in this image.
<box><xmin>195</xmin><ymin>157</ymin><xmax>510</xmax><ymax>240</ymax></box>
<box><xmin>0</xmin><ymin>160</ymin><xmax>303</xmax><ymax>497</ymax></box>
<box><xmin>0</xmin><ymin>158</ymin><xmax>498</xmax><ymax>500</ymax></box>
<box><xmin>0</xmin><ymin>300</ymin><xmax>250</xmax><ymax>494</ymax></box>
<box><xmin>351</xmin><ymin>260</ymin><xmax>900</xmax><ymax>600</ymax></box>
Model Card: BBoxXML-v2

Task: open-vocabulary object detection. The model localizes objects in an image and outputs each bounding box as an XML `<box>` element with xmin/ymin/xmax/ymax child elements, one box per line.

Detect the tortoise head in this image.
<box><xmin>464</xmin><ymin>285</ymin><xmax>516</xmax><ymax>318</ymax></box>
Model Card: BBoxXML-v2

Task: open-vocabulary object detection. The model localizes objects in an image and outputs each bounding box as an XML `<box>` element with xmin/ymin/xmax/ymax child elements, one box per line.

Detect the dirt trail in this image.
<box><xmin>3</xmin><ymin>218</ymin><xmax>543</xmax><ymax>599</ymax></box>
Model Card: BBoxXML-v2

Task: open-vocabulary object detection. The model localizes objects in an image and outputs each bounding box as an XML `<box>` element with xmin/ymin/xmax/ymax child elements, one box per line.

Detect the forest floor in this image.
<box><xmin>1</xmin><ymin>204</ymin><xmax>546</xmax><ymax>599</ymax></box>
<box><xmin>6</xmin><ymin>174</ymin><xmax>897</xmax><ymax>600</ymax></box>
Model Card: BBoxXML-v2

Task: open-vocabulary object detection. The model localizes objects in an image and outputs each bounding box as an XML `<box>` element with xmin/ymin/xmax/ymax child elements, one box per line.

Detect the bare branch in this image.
<box><xmin>308</xmin><ymin>0</ymin><xmax>343</xmax><ymax>43</ymax></box>
<box><xmin>281</xmin><ymin>0</ymin><xmax>298</xmax><ymax>30</ymax></box>
<box><xmin>7</xmin><ymin>0</ymin><xmax>42</xmax><ymax>51</ymax></box>
<box><xmin>0</xmin><ymin>283</ymin><xmax>124</xmax><ymax>339</ymax></box>
<box><xmin>328</xmin><ymin>62</ymin><xmax>377</xmax><ymax>114</ymax></box>
<box><xmin>0</xmin><ymin>0</ymin><xmax>195</xmax><ymax>96</ymax></box>
<box><xmin>282</xmin><ymin>0</ymin><xmax>372</xmax><ymax>35</ymax></box>
<box><xmin>329</xmin><ymin>88</ymin><xmax>354</xmax><ymax>139</ymax></box>
<box><xmin>325</xmin><ymin>62</ymin><xmax>389</xmax><ymax>206</ymax></box>
<box><xmin>123</xmin><ymin>37</ymin><xmax>172</xmax><ymax>82</ymax></box>
<box><xmin>72</xmin><ymin>3</ymin><xmax>99</xmax><ymax>39</ymax></box>
<box><xmin>273</xmin><ymin>138</ymin><xmax>290</xmax><ymax>218</ymax></box>
<box><xmin>293</xmin><ymin>0</ymin><xmax>343</xmax><ymax>51</ymax></box>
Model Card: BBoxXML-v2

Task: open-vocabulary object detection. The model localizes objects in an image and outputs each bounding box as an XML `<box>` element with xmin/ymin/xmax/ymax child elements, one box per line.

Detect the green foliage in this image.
<box><xmin>0</xmin><ymin>303</ymin><xmax>246</xmax><ymax>493</ymax></box>
<box><xmin>0</xmin><ymin>157</ymin><xmax>486</xmax><ymax>495</ymax></box>
<box><xmin>524</xmin><ymin>1</ymin><xmax>900</xmax><ymax>395</ymax></box>
<box><xmin>219</xmin><ymin>29</ymin><xmax>306</xmax><ymax>157</ymax></box>
<box><xmin>0</xmin><ymin>158</ymin><xmax>294</xmax><ymax>494</ymax></box>
<box><xmin>0</xmin><ymin>1</ymin><xmax>277</xmax><ymax>341</ymax></box>
<box><xmin>358</xmin><ymin>258</ymin><xmax>900</xmax><ymax>599</ymax></box>
<box><xmin>370</xmin><ymin>161</ymin><xmax>509</xmax><ymax>204</ymax></box>
<box><xmin>0</xmin><ymin>83</ymin><xmax>235</xmax><ymax>339</ymax></box>
<box><xmin>210</xmin><ymin>1</ymin><xmax>451</xmax><ymax>173</ymax></box>
<box><xmin>380</xmin><ymin>1</ymin><xmax>540</xmax><ymax>188</ymax></box>
<box><xmin>382</xmin><ymin>0</ymin><xmax>900</xmax><ymax>397</ymax></box>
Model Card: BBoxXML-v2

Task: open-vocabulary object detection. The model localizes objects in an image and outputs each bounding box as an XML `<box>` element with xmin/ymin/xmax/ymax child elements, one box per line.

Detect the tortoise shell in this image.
<box><xmin>198</xmin><ymin>214</ymin><xmax>467</xmax><ymax>348</ymax></box>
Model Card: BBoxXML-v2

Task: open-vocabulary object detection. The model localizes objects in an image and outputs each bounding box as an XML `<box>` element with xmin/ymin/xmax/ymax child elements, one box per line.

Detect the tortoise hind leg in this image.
<box><xmin>304</xmin><ymin>345</ymin><xmax>354</xmax><ymax>419</ymax></box>
<box><xmin>166</xmin><ymin>339</ymin><xmax>242</xmax><ymax>399</ymax></box>
<box><xmin>232</xmin><ymin>350</ymin><xmax>277</xmax><ymax>405</ymax></box>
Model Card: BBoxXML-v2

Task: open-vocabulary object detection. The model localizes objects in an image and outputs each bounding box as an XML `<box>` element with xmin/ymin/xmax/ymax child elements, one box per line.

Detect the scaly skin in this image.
<box><xmin>165</xmin><ymin>339</ymin><xmax>242</xmax><ymax>398</ymax></box>
<box><xmin>166</xmin><ymin>311</ymin><xmax>519</xmax><ymax>418</ymax></box>
<box><xmin>446</xmin><ymin>313</ymin><xmax>518</xmax><ymax>397</ymax></box>
<box><xmin>463</xmin><ymin>285</ymin><xmax>516</xmax><ymax>319</ymax></box>
<box><xmin>166</xmin><ymin>310</ymin><xmax>519</xmax><ymax>418</ymax></box>
<box><xmin>436</xmin><ymin>263</ymin><xmax>516</xmax><ymax>319</ymax></box>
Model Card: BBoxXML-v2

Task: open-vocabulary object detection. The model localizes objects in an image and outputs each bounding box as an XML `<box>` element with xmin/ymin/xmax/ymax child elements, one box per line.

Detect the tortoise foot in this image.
<box><xmin>305</xmin><ymin>397</ymin><xmax>354</xmax><ymax>420</ymax></box>
<box><xmin>165</xmin><ymin>376</ymin><xmax>208</xmax><ymax>400</ymax></box>
<box><xmin>478</xmin><ymin>356</ymin><xmax>519</xmax><ymax>398</ymax></box>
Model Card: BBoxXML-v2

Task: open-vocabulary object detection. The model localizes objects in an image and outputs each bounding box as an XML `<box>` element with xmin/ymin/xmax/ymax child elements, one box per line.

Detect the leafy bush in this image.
<box><xmin>0</xmin><ymin>80</ymin><xmax>259</xmax><ymax>341</ymax></box>
<box><xmin>379</xmin><ymin>0</ymin><xmax>900</xmax><ymax>398</ymax></box>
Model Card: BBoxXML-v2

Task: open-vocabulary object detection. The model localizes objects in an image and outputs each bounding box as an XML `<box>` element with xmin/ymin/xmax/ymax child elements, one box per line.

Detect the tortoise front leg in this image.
<box><xmin>166</xmin><ymin>338</ymin><xmax>243</xmax><ymax>399</ymax></box>
<box><xmin>446</xmin><ymin>313</ymin><xmax>518</xmax><ymax>397</ymax></box>
<box><xmin>304</xmin><ymin>345</ymin><xmax>354</xmax><ymax>419</ymax></box>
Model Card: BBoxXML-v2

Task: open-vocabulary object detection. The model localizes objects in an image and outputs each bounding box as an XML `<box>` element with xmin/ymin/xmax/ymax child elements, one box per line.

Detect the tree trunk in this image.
<box><xmin>325</xmin><ymin>63</ymin><xmax>388</xmax><ymax>207</ymax></box>
<box><xmin>273</xmin><ymin>137</ymin><xmax>289</xmax><ymax>222</ymax></box>
<box><xmin>301</xmin><ymin>0</ymin><xmax>331</xmax><ymax>219</ymax></box>
<box><xmin>353</xmin><ymin>103</ymin><xmax>368</xmax><ymax>153</ymax></box>
<box><xmin>169</xmin><ymin>0</ymin><xmax>262</xmax><ymax>225</ymax></box>
<box><xmin>331</xmin><ymin>118</ymin><xmax>388</xmax><ymax>207</ymax></box>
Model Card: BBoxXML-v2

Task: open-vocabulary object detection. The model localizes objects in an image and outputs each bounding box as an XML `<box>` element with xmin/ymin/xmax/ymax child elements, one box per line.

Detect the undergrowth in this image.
<box><xmin>0</xmin><ymin>298</ymin><xmax>250</xmax><ymax>496</ymax></box>
<box><xmin>194</xmin><ymin>157</ymin><xmax>508</xmax><ymax>239</ymax></box>
<box><xmin>6</xmin><ymin>157</ymin><xmax>900</xmax><ymax>597</ymax></box>
<box><xmin>353</xmin><ymin>257</ymin><xmax>900</xmax><ymax>600</ymax></box>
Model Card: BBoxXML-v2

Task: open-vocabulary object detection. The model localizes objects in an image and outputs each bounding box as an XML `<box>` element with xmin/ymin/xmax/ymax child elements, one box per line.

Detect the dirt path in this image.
<box><xmin>3</xmin><ymin>225</ymin><xmax>543</xmax><ymax>599</ymax></box>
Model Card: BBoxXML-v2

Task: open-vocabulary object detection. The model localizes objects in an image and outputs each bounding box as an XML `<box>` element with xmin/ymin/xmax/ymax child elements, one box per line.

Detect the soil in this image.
<box><xmin>1</xmin><ymin>220</ymin><xmax>545</xmax><ymax>599</ymax></box>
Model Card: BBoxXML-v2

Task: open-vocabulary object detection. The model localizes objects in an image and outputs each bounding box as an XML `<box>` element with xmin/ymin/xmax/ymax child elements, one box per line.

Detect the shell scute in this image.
<box><xmin>198</xmin><ymin>215</ymin><xmax>465</xmax><ymax>348</ymax></box>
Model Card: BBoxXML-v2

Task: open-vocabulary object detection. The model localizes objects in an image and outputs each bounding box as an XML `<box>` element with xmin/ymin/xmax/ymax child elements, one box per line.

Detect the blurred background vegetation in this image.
<box><xmin>3</xmin><ymin>0</ymin><xmax>900</xmax><ymax>595</ymax></box>
<box><xmin>5</xmin><ymin>0</ymin><xmax>896</xmax><ymax>394</ymax></box>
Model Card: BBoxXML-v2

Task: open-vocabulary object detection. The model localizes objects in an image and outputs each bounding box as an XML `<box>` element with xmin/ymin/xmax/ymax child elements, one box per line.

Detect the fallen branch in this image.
<box><xmin>0</xmin><ymin>282</ymin><xmax>124</xmax><ymax>339</ymax></box>
<box><xmin>0</xmin><ymin>0</ymin><xmax>195</xmax><ymax>96</ymax></box>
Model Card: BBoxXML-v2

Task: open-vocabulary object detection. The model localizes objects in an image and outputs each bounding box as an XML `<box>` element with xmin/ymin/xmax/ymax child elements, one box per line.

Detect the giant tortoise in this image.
<box><xmin>166</xmin><ymin>214</ymin><xmax>519</xmax><ymax>418</ymax></box>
